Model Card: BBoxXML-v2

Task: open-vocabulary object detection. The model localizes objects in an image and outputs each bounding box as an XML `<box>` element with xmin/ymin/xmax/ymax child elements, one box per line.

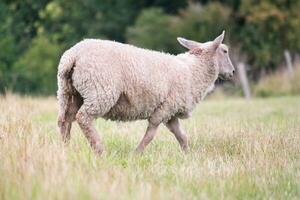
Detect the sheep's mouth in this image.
<box><xmin>218</xmin><ymin>74</ymin><xmax>228</xmax><ymax>80</ymax></box>
<box><xmin>218</xmin><ymin>73</ymin><xmax>233</xmax><ymax>81</ymax></box>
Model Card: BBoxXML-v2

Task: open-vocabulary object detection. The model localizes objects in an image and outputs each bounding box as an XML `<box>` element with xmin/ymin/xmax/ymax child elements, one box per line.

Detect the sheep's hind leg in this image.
<box><xmin>58</xmin><ymin>117</ymin><xmax>72</xmax><ymax>143</ymax></box>
<box><xmin>136</xmin><ymin>122</ymin><xmax>159</xmax><ymax>153</ymax></box>
<box><xmin>76</xmin><ymin>107</ymin><xmax>104</xmax><ymax>155</ymax></box>
<box><xmin>165</xmin><ymin>117</ymin><xmax>188</xmax><ymax>152</ymax></box>
<box><xmin>58</xmin><ymin>93</ymin><xmax>83</xmax><ymax>143</ymax></box>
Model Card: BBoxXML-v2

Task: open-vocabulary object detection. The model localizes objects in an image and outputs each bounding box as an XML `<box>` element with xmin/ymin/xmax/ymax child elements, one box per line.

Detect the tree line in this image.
<box><xmin>1</xmin><ymin>0</ymin><xmax>299</xmax><ymax>94</ymax></box>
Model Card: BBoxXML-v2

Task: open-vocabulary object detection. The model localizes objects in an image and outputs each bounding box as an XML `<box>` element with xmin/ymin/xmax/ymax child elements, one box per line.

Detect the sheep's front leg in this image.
<box><xmin>165</xmin><ymin>117</ymin><xmax>188</xmax><ymax>152</ymax></box>
<box><xmin>76</xmin><ymin>108</ymin><xmax>104</xmax><ymax>155</ymax></box>
<box><xmin>136</xmin><ymin>122</ymin><xmax>159</xmax><ymax>153</ymax></box>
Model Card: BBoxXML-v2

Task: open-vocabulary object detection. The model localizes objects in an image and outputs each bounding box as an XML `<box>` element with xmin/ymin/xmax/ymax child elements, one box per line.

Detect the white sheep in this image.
<box><xmin>57</xmin><ymin>31</ymin><xmax>234</xmax><ymax>155</ymax></box>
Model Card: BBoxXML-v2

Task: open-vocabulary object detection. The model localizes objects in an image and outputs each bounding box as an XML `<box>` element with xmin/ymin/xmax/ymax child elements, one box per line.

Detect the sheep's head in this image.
<box><xmin>177</xmin><ymin>31</ymin><xmax>235</xmax><ymax>80</ymax></box>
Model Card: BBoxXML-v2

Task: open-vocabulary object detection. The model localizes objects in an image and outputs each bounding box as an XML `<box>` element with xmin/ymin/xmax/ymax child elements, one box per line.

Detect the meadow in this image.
<box><xmin>0</xmin><ymin>94</ymin><xmax>299</xmax><ymax>200</ymax></box>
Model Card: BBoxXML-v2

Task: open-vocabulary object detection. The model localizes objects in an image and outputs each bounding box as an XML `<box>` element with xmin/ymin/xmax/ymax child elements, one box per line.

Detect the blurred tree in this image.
<box><xmin>0</xmin><ymin>0</ymin><xmax>300</xmax><ymax>94</ymax></box>
<box><xmin>175</xmin><ymin>2</ymin><xmax>231</xmax><ymax>43</ymax></box>
<box><xmin>96</xmin><ymin>0</ymin><xmax>150</xmax><ymax>41</ymax></box>
<box><xmin>0</xmin><ymin>0</ymin><xmax>188</xmax><ymax>94</ymax></box>
<box><xmin>13</xmin><ymin>35</ymin><xmax>62</xmax><ymax>94</ymax></box>
<box><xmin>143</xmin><ymin>0</ymin><xmax>187</xmax><ymax>14</ymax></box>
<box><xmin>38</xmin><ymin>0</ymin><xmax>105</xmax><ymax>45</ymax></box>
<box><xmin>97</xmin><ymin>0</ymin><xmax>187</xmax><ymax>41</ymax></box>
<box><xmin>126</xmin><ymin>3</ymin><xmax>231</xmax><ymax>53</ymax></box>
<box><xmin>240</xmin><ymin>1</ymin><xmax>285</xmax><ymax>67</ymax></box>
<box><xmin>39</xmin><ymin>0</ymin><xmax>188</xmax><ymax>44</ymax></box>
<box><xmin>0</xmin><ymin>2</ymin><xmax>15</xmax><ymax>92</ymax></box>
<box><xmin>232</xmin><ymin>0</ymin><xmax>300</xmax><ymax>71</ymax></box>
<box><xmin>126</xmin><ymin>8</ymin><xmax>180</xmax><ymax>53</ymax></box>
<box><xmin>1</xmin><ymin>0</ymin><xmax>49</xmax><ymax>50</ymax></box>
<box><xmin>0</xmin><ymin>0</ymin><xmax>49</xmax><ymax>92</ymax></box>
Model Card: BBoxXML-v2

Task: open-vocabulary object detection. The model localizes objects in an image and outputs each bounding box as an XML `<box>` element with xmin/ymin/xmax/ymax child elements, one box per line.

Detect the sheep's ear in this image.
<box><xmin>177</xmin><ymin>37</ymin><xmax>200</xmax><ymax>50</ymax></box>
<box><xmin>212</xmin><ymin>30</ymin><xmax>225</xmax><ymax>50</ymax></box>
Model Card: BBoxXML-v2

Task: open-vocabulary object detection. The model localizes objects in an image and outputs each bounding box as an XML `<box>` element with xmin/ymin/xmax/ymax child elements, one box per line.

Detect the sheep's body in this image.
<box><xmin>58</xmin><ymin>39</ymin><xmax>217</xmax><ymax>124</ymax></box>
<box><xmin>56</xmin><ymin>35</ymin><xmax>230</xmax><ymax>155</ymax></box>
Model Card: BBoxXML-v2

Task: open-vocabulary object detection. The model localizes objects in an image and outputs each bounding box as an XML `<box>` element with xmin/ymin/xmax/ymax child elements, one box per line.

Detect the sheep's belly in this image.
<box><xmin>103</xmin><ymin>105</ymin><xmax>153</xmax><ymax>121</ymax></box>
<box><xmin>102</xmin><ymin>94</ymin><xmax>156</xmax><ymax>121</ymax></box>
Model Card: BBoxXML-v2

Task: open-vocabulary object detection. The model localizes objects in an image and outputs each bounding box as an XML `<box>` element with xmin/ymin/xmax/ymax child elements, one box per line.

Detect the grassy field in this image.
<box><xmin>0</xmin><ymin>95</ymin><xmax>300</xmax><ymax>200</ymax></box>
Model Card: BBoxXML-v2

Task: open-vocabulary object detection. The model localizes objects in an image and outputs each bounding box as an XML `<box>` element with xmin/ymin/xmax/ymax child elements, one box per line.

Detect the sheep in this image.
<box><xmin>57</xmin><ymin>31</ymin><xmax>235</xmax><ymax>155</ymax></box>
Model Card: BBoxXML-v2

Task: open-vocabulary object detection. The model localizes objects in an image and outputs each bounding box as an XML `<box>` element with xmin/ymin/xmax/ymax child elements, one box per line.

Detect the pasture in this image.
<box><xmin>0</xmin><ymin>95</ymin><xmax>299</xmax><ymax>199</ymax></box>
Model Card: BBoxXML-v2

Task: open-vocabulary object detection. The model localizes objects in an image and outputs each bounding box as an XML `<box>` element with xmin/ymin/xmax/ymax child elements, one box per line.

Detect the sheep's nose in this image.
<box><xmin>227</xmin><ymin>72</ymin><xmax>234</xmax><ymax>79</ymax></box>
<box><xmin>232</xmin><ymin>70</ymin><xmax>235</xmax><ymax>74</ymax></box>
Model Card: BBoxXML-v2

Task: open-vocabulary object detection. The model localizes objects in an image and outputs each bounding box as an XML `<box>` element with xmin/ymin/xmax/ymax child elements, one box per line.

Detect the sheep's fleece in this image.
<box><xmin>56</xmin><ymin>33</ymin><xmax>233</xmax><ymax>154</ymax></box>
<box><xmin>57</xmin><ymin>39</ymin><xmax>218</xmax><ymax>125</ymax></box>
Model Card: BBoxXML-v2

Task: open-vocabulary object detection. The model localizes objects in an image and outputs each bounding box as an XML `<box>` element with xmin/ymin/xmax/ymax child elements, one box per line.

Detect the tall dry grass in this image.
<box><xmin>254</xmin><ymin>62</ymin><xmax>300</xmax><ymax>97</ymax></box>
<box><xmin>0</xmin><ymin>94</ymin><xmax>300</xmax><ymax>199</ymax></box>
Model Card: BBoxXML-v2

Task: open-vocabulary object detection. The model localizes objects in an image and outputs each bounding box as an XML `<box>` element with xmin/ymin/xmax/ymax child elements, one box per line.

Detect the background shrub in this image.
<box><xmin>254</xmin><ymin>63</ymin><xmax>300</xmax><ymax>97</ymax></box>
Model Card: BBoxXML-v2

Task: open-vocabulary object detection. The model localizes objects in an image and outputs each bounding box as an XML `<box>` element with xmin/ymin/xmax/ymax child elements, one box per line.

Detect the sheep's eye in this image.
<box><xmin>223</xmin><ymin>50</ymin><xmax>228</xmax><ymax>53</ymax></box>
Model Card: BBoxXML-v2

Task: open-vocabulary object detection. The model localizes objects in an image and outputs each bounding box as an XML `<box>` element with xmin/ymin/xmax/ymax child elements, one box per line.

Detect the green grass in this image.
<box><xmin>0</xmin><ymin>95</ymin><xmax>299</xmax><ymax>200</ymax></box>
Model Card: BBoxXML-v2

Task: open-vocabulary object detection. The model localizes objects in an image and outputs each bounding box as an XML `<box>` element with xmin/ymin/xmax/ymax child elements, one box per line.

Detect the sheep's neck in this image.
<box><xmin>190</xmin><ymin>55</ymin><xmax>218</xmax><ymax>103</ymax></box>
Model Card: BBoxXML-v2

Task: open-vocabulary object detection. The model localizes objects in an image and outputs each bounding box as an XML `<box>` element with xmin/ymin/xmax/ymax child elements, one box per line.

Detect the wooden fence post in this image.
<box><xmin>237</xmin><ymin>62</ymin><xmax>251</xmax><ymax>99</ymax></box>
<box><xmin>284</xmin><ymin>49</ymin><xmax>294</xmax><ymax>77</ymax></box>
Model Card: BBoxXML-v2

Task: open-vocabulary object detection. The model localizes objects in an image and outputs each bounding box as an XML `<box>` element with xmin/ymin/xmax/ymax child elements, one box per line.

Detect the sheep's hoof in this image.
<box><xmin>93</xmin><ymin>147</ymin><xmax>104</xmax><ymax>157</ymax></box>
<box><xmin>134</xmin><ymin>148</ymin><xmax>144</xmax><ymax>155</ymax></box>
<box><xmin>181</xmin><ymin>146</ymin><xmax>188</xmax><ymax>154</ymax></box>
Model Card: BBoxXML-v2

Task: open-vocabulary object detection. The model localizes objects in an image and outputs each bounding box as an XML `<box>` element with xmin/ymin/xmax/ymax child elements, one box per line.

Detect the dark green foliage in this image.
<box><xmin>0</xmin><ymin>0</ymin><xmax>50</xmax><ymax>93</ymax></box>
<box><xmin>233</xmin><ymin>0</ymin><xmax>300</xmax><ymax>70</ymax></box>
<box><xmin>175</xmin><ymin>3</ymin><xmax>231</xmax><ymax>43</ymax></box>
<box><xmin>0</xmin><ymin>0</ymin><xmax>300</xmax><ymax>95</ymax></box>
<box><xmin>13</xmin><ymin>35</ymin><xmax>62</xmax><ymax>94</ymax></box>
<box><xmin>126</xmin><ymin>8</ymin><xmax>180</xmax><ymax>53</ymax></box>
<box><xmin>126</xmin><ymin>3</ymin><xmax>231</xmax><ymax>53</ymax></box>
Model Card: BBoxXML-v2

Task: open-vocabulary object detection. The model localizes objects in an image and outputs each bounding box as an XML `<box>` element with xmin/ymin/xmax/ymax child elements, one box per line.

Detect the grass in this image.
<box><xmin>0</xmin><ymin>94</ymin><xmax>300</xmax><ymax>200</ymax></box>
<box><xmin>254</xmin><ymin>64</ymin><xmax>300</xmax><ymax>97</ymax></box>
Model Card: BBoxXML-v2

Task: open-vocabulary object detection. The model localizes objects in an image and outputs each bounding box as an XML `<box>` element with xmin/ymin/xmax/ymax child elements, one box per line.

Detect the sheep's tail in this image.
<box><xmin>57</xmin><ymin>49</ymin><xmax>76</xmax><ymax>122</ymax></box>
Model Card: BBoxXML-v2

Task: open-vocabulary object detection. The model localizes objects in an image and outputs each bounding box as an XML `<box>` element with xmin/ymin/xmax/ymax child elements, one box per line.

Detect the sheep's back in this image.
<box><xmin>71</xmin><ymin>39</ymin><xmax>187</xmax><ymax>121</ymax></box>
